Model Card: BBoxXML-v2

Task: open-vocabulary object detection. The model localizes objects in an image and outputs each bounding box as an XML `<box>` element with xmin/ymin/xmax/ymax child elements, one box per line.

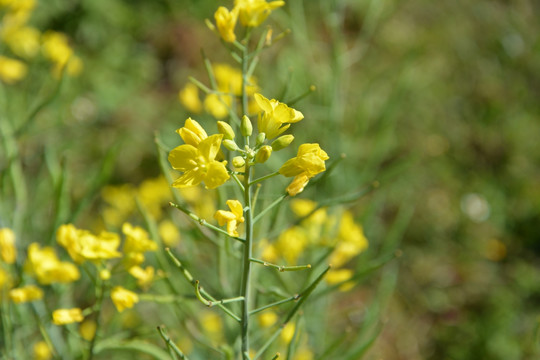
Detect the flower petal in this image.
<box><xmin>199</xmin><ymin>134</ymin><xmax>223</xmax><ymax>162</ymax></box>
<box><xmin>204</xmin><ymin>161</ymin><xmax>230</xmax><ymax>189</ymax></box>
<box><xmin>168</xmin><ymin>145</ymin><xmax>198</xmax><ymax>171</ymax></box>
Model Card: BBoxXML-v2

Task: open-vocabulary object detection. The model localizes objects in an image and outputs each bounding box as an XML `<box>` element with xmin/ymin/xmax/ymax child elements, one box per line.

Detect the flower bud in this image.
<box><xmin>271</xmin><ymin>134</ymin><xmax>294</xmax><ymax>151</ymax></box>
<box><xmin>217</xmin><ymin>121</ymin><xmax>235</xmax><ymax>140</ymax></box>
<box><xmin>256</xmin><ymin>132</ymin><xmax>266</xmax><ymax>146</ymax></box>
<box><xmin>255</xmin><ymin>145</ymin><xmax>272</xmax><ymax>163</ymax></box>
<box><xmin>241</xmin><ymin>115</ymin><xmax>253</xmax><ymax>137</ymax></box>
<box><xmin>223</xmin><ymin>139</ymin><xmax>239</xmax><ymax>151</ymax></box>
<box><xmin>232</xmin><ymin>156</ymin><xmax>245</xmax><ymax>168</ymax></box>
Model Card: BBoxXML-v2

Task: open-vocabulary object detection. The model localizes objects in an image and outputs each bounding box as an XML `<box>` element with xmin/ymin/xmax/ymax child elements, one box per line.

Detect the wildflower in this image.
<box><xmin>280</xmin><ymin>322</ymin><xmax>295</xmax><ymax>344</ymax></box>
<box><xmin>158</xmin><ymin>220</ymin><xmax>180</xmax><ymax>246</ymax></box>
<box><xmin>325</xmin><ymin>269</ymin><xmax>353</xmax><ymax>285</ymax></box>
<box><xmin>101</xmin><ymin>184</ymin><xmax>136</xmax><ymax>226</ymax></box>
<box><xmin>254</xmin><ymin>93</ymin><xmax>304</xmax><ymax>140</ymax></box>
<box><xmin>122</xmin><ymin>223</ymin><xmax>157</xmax><ymax>269</ymax></box>
<box><xmin>0</xmin><ymin>55</ymin><xmax>27</xmax><ymax>84</ymax></box>
<box><xmin>9</xmin><ymin>284</ymin><xmax>43</xmax><ymax>303</ymax></box>
<box><xmin>57</xmin><ymin>224</ymin><xmax>121</xmax><ymax>264</ymax></box>
<box><xmin>110</xmin><ymin>286</ymin><xmax>139</xmax><ymax>312</ymax></box>
<box><xmin>234</xmin><ymin>0</ymin><xmax>285</xmax><ymax>28</ymax></box>
<box><xmin>294</xmin><ymin>348</ymin><xmax>314</xmax><ymax>360</ymax></box>
<box><xmin>33</xmin><ymin>341</ymin><xmax>52</xmax><ymax>360</ymax></box>
<box><xmin>279</xmin><ymin>143</ymin><xmax>329</xmax><ymax>196</ymax></box>
<box><xmin>0</xmin><ymin>228</ymin><xmax>16</xmax><ymax>264</ymax></box>
<box><xmin>200</xmin><ymin>311</ymin><xmax>223</xmax><ymax>343</ymax></box>
<box><xmin>52</xmin><ymin>308</ymin><xmax>84</xmax><ymax>325</ymax></box>
<box><xmin>1</xmin><ymin>25</ymin><xmax>40</xmax><ymax>58</ymax></box>
<box><xmin>257</xmin><ymin>311</ymin><xmax>278</xmax><ymax>328</ymax></box>
<box><xmin>214</xmin><ymin>6</ymin><xmax>238</xmax><ymax>43</ymax></box>
<box><xmin>128</xmin><ymin>265</ymin><xmax>155</xmax><ymax>289</ymax></box>
<box><xmin>176</xmin><ymin>118</ymin><xmax>208</xmax><ymax>147</ymax></box>
<box><xmin>214</xmin><ymin>200</ymin><xmax>245</xmax><ymax>237</ymax></box>
<box><xmin>203</xmin><ymin>93</ymin><xmax>230</xmax><ymax>119</ymax></box>
<box><xmin>329</xmin><ymin>211</ymin><xmax>368</xmax><ymax>267</ymax></box>
<box><xmin>179</xmin><ymin>82</ymin><xmax>202</xmax><ymax>113</ymax></box>
<box><xmin>79</xmin><ymin>319</ymin><xmax>97</xmax><ymax>341</ymax></box>
<box><xmin>137</xmin><ymin>176</ymin><xmax>171</xmax><ymax>220</ymax></box>
<box><xmin>169</xmin><ymin>134</ymin><xmax>230</xmax><ymax>189</ymax></box>
<box><xmin>25</xmin><ymin>243</ymin><xmax>80</xmax><ymax>285</ymax></box>
<box><xmin>276</xmin><ymin>226</ymin><xmax>307</xmax><ymax>264</ymax></box>
<box><xmin>41</xmin><ymin>30</ymin><xmax>82</xmax><ymax>77</ymax></box>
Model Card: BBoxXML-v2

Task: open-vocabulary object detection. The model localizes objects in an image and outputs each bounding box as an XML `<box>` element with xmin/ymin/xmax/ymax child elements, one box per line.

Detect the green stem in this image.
<box><xmin>86</xmin><ymin>278</ymin><xmax>105</xmax><ymax>360</ymax></box>
<box><xmin>249</xmin><ymin>295</ymin><xmax>299</xmax><ymax>316</ymax></box>
<box><xmin>249</xmin><ymin>171</ymin><xmax>280</xmax><ymax>187</ymax></box>
<box><xmin>157</xmin><ymin>325</ymin><xmax>190</xmax><ymax>360</ymax></box>
<box><xmin>240</xmin><ymin>163</ymin><xmax>253</xmax><ymax>359</ymax></box>
<box><xmin>253</xmin><ymin>194</ymin><xmax>288</xmax><ymax>224</ymax></box>
<box><xmin>249</xmin><ymin>258</ymin><xmax>311</xmax><ymax>272</ymax></box>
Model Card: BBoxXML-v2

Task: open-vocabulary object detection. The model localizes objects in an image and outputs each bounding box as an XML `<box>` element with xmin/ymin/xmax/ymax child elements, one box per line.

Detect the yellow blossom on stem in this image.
<box><xmin>179</xmin><ymin>83</ymin><xmax>202</xmax><ymax>113</ymax></box>
<box><xmin>79</xmin><ymin>319</ymin><xmax>97</xmax><ymax>341</ymax></box>
<box><xmin>214</xmin><ymin>6</ymin><xmax>238</xmax><ymax>43</ymax></box>
<box><xmin>276</xmin><ymin>226</ymin><xmax>307</xmax><ymax>264</ymax></box>
<box><xmin>33</xmin><ymin>341</ymin><xmax>52</xmax><ymax>360</ymax></box>
<box><xmin>169</xmin><ymin>134</ymin><xmax>230</xmax><ymax>189</ymax></box>
<box><xmin>110</xmin><ymin>286</ymin><xmax>139</xmax><ymax>312</ymax></box>
<box><xmin>25</xmin><ymin>243</ymin><xmax>80</xmax><ymax>285</ymax></box>
<box><xmin>329</xmin><ymin>211</ymin><xmax>368</xmax><ymax>267</ymax></box>
<box><xmin>279</xmin><ymin>143</ymin><xmax>329</xmax><ymax>196</ymax></box>
<box><xmin>234</xmin><ymin>0</ymin><xmax>285</xmax><ymax>28</ymax></box>
<box><xmin>254</xmin><ymin>93</ymin><xmax>304</xmax><ymax>140</ymax></box>
<box><xmin>176</xmin><ymin>118</ymin><xmax>208</xmax><ymax>147</ymax></box>
<box><xmin>52</xmin><ymin>308</ymin><xmax>84</xmax><ymax>325</ymax></box>
<box><xmin>0</xmin><ymin>55</ymin><xmax>27</xmax><ymax>84</ymax></box>
<box><xmin>214</xmin><ymin>200</ymin><xmax>245</xmax><ymax>237</ymax></box>
<box><xmin>57</xmin><ymin>224</ymin><xmax>121</xmax><ymax>264</ymax></box>
<box><xmin>9</xmin><ymin>284</ymin><xmax>43</xmax><ymax>303</ymax></box>
<box><xmin>0</xmin><ymin>227</ymin><xmax>16</xmax><ymax>264</ymax></box>
<box><xmin>128</xmin><ymin>265</ymin><xmax>155</xmax><ymax>289</ymax></box>
<box><xmin>122</xmin><ymin>223</ymin><xmax>157</xmax><ymax>269</ymax></box>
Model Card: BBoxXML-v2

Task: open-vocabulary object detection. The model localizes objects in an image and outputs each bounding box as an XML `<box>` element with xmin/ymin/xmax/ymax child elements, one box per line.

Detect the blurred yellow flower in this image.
<box><xmin>128</xmin><ymin>265</ymin><xmax>155</xmax><ymax>289</ymax></box>
<box><xmin>179</xmin><ymin>83</ymin><xmax>202</xmax><ymax>113</ymax></box>
<box><xmin>0</xmin><ymin>268</ymin><xmax>12</xmax><ymax>290</ymax></box>
<box><xmin>25</xmin><ymin>243</ymin><xmax>80</xmax><ymax>285</ymax></box>
<box><xmin>329</xmin><ymin>211</ymin><xmax>368</xmax><ymax>268</ymax></box>
<box><xmin>276</xmin><ymin>226</ymin><xmax>307</xmax><ymax>264</ymax></box>
<box><xmin>280</xmin><ymin>322</ymin><xmax>295</xmax><ymax>344</ymax></box>
<box><xmin>79</xmin><ymin>319</ymin><xmax>97</xmax><ymax>341</ymax></box>
<box><xmin>9</xmin><ymin>284</ymin><xmax>43</xmax><ymax>303</ymax></box>
<box><xmin>169</xmin><ymin>134</ymin><xmax>230</xmax><ymax>189</ymax></box>
<box><xmin>215</xmin><ymin>6</ymin><xmax>238</xmax><ymax>43</ymax></box>
<box><xmin>1</xmin><ymin>25</ymin><xmax>40</xmax><ymax>58</ymax></box>
<box><xmin>203</xmin><ymin>93</ymin><xmax>231</xmax><ymax>119</ymax></box>
<box><xmin>33</xmin><ymin>340</ymin><xmax>52</xmax><ymax>360</ymax></box>
<box><xmin>0</xmin><ymin>227</ymin><xmax>16</xmax><ymax>264</ymax></box>
<box><xmin>294</xmin><ymin>348</ymin><xmax>314</xmax><ymax>360</ymax></box>
<box><xmin>254</xmin><ymin>93</ymin><xmax>303</xmax><ymax>140</ymax></box>
<box><xmin>110</xmin><ymin>286</ymin><xmax>139</xmax><ymax>312</ymax></box>
<box><xmin>101</xmin><ymin>184</ymin><xmax>136</xmax><ymax>226</ymax></box>
<box><xmin>122</xmin><ymin>223</ymin><xmax>156</xmax><ymax>253</ymax></box>
<box><xmin>214</xmin><ymin>199</ymin><xmax>245</xmax><ymax>237</ymax></box>
<box><xmin>200</xmin><ymin>311</ymin><xmax>223</xmax><ymax>343</ymax></box>
<box><xmin>279</xmin><ymin>143</ymin><xmax>329</xmax><ymax>196</ymax></box>
<box><xmin>0</xmin><ymin>55</ymin><xmax>27</xmax><ymax>84</ymax></box>
<box><xmin>325</xmin><ymin>269</ymin><xmax>353</xmax><ymax>285</ymax></box>
<box><xmin>41</xmin><ymin>30</ymin><xmax>82</xmax><ymax>77</ymax></box>
<box><xmin>234</xmin><ymin>0</ymin><xmax>285</xmax><ymax>27</ymax></box>
<box><xmin>57</xmin><ymin>224</ymin><xmax>121</xmax><ymax>264</ymax></box>
<box><xmin>52</xmin><ymin>308</ymin><xmax>84</xmax><ymax>325</ymax></box>
<box><xmin>257</xmin><ymin>311</ymin><xmax>278</xmax><ymax>328</ymax></box>
<box><xmin>158</xmin><ymin>220</ymin><xmax>180</xmax><ymax>246</ymax></box>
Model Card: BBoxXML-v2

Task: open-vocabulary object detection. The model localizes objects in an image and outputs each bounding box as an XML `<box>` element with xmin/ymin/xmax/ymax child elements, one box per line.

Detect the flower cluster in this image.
<box><xmin>0</xmin><ymin>0</ymin><xmax>82</xmax><ymax>84</ymax></box>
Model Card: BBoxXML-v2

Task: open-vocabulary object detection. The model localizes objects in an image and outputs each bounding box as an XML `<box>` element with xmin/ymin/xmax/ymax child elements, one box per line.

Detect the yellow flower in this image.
<box><xmin>9</xmin><ymin>284</ymin><xmax>43</xmax><ymax>303</ymax></box>
<box><xmin>137</xmin><ymin>176</ymin><xmax>171</xmax><ymax>219</ymax></box>
<box><xmin>214</xmin><ymin>200</ymin><xmax>245</xmax><ymax>237</ymax></box>
<box><xmin>203</xmin><ymin>93</ymin><xmax>231</xmax><ymax>119</ymax></box>
<box><xmin>0</xmin><ymin>228</ymin><xmax>16</xmax><ymax>264</ymax></box>
<box><xmin>0</xmin><ymin>55</ymin><xmax>27</xmax><ymax>84</ymax></box>
<box><xmin>52</xmin><ymin>308</ymin><xmax>84</xmax><ymax>325</ymax></box>
<box><xmin>254</xmin><ymin>93</ymin><xmax>304</xmax><ymax>140</ymax></box>
<box><xmin>41</xmin><ymin>30</ymin><xmax>72</xmax><ymax>66</ymax></box>
<box><xmin>57</xmin><ymin>224</ymin><xmax>121</xmax><ymax>264</ymax></box>
<box><xmin>101</xmin><ymin>183</ymin><xmax>136</xmax><ymax>226</ymax></box>
<box><xmin>176</xmin><ymin>118</ymin><xmax>208</xmax><ymax>147</ymax></box>
<box><xmin>110</xmin><ymin>286</ymin><xmax>139</xmax><ymax>312</ymax></box>
<box><xmin>169</xmin><ymin>134</ymin><xmax>230</xmax><ymax>189</ymax></box>
<box><xmin>294</xmin><ymin>348</ymin><xmax>314</xmax><ymax>360</ymax></box>
<box><xmin>257</xmin><ymin>311</ymin><xmax>278</xmax><ymax>328</ymax></box>
<box><xmin>79</xmin><ymin>319</ymin><xmax>97</xmax><ymax>341</ymax></box>
<box><xmin>128</xmin><ymin>265</ymin><xmax>155</xmax><ymax>289</ymax></box>
<box><xmin>325</xmin><ymin>269</ymin><xmax>353</xmax><ymax>285</ymax></box>
<box><xmin>179</xmin><ymin>83</ymin><xmax>202</xmax><ymax>113</ymax></box>
<box><xmin>276</xmin><ymin>226</ymin><xmax>307</xmax><ymax>264</ymax></box>
<box><xmin>158</xmin><ymin>220</ymin><xmax>180</xmax><ymax>246</ymax></box>
<box><xmin>280</xmin><ymin>322</ymin><xmax>295</xmax><ymax>344</ymax></box>
<box><xmin>0</xmin><ymin>268</ymin><xmax>12</xmax><ymax>290</ymax></box>
<box><xmin>279</xmin><ymin>143</ymin><xmax>329</xmax><ymax>196</ymax></box>
<box><xmin>33</xmin><ymin>341</ymin><xmax>52</xmax><ymax>360</ymax></box>
<box><xmin>1</xmin><ymin>25</ymin><xmax>40</xmax><ymax>58</ymax></box>
<box><xmin>329</xmin><ymin>211</ymin><xmax>368</xmax><ymax>267</ymax></box>
<box><xmin>122</xmin><ymin>223</ymin><xmax>157</xmax><ymax>269</ymax></box>
<box><xmin>200</xmin><ymin>311</ymin><xmax>223</xmax><ymax>344</ymax></box>
<box><xmin>25</xmin><ymin>243</ymin><xmax>80</xmax><ymax>285</ymax></box>
<box><xmin>234</xmin><ymin>0</ymin><xmax>285</xmax><ymax>27</ymax></box>
<box><xmin>214</xmin><ymin>6</ymin><xmax>238</xmax><ymax>43</ymax></box>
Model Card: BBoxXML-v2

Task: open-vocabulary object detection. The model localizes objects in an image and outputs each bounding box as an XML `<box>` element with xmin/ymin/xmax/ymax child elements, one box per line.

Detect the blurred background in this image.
<box><xmin>2</xmin><ymin>0</ymin><xmax>540</xmax><ymax>359</ymax></box>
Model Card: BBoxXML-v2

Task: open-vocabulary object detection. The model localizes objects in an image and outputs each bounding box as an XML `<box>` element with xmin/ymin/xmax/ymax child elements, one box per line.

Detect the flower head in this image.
<box><xmin>254</xmin><ymin>93</ymin><xmax>303</xmax><ymax>140</ymax></box>
<box><xmin>57</xmin><ymin>224</ymin><xmax>121</xmax><ymax>264</ymax></box>
<box><xmin>25</xmin><ymin>243</ymin><xmax>80</xmax><ymax>285</ymax></box>
<box><xmin>52</xmin><ymin>308</ymin><xmax>84</xmax><ymax>325</ymax></box>
<box><xmin>0</xmin><ymin>228</ymin><xmax>16</xmax><ymax>264</ymax></box>
<box><xmin>234</xmin><ymin>0</ymin><xmax>285</xmax><ymax>27</ymax></box>
<box><xmin>214</xmin><ymin>200</ymin><xmax>245</xmax><ymax>237</ymax></box>
<box><xmin>9</xmin><ymin>284</ymin><xmax>43</xmax><ymax>303</ymax></box>
<box><xmin>279</xmin><ymin>143</ymin><xmax>329</xmax><ymax>196</ymax></box>
<box><xmin>215</xmin><ymin>6</ymin><xmax>238</xmax><ymax>43</ymax></box>
<box><xmin>110</xmin><ymin>286</ymin><xmax>139</xmax><ymax>312</ymax></box>
<box><xmin>0</xmin><ymin>56</ymin><xmax>27</xmax><ymax>84</ymax></box>
<box><xmin>169</xmin><ymin>134</ymin><xmax>230</xmax><ymax>189</ymax></box>
<box><xmin>176</xmin><ymin>118</ymin><xmax>208</xmax><ymax>147</ymax></box>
